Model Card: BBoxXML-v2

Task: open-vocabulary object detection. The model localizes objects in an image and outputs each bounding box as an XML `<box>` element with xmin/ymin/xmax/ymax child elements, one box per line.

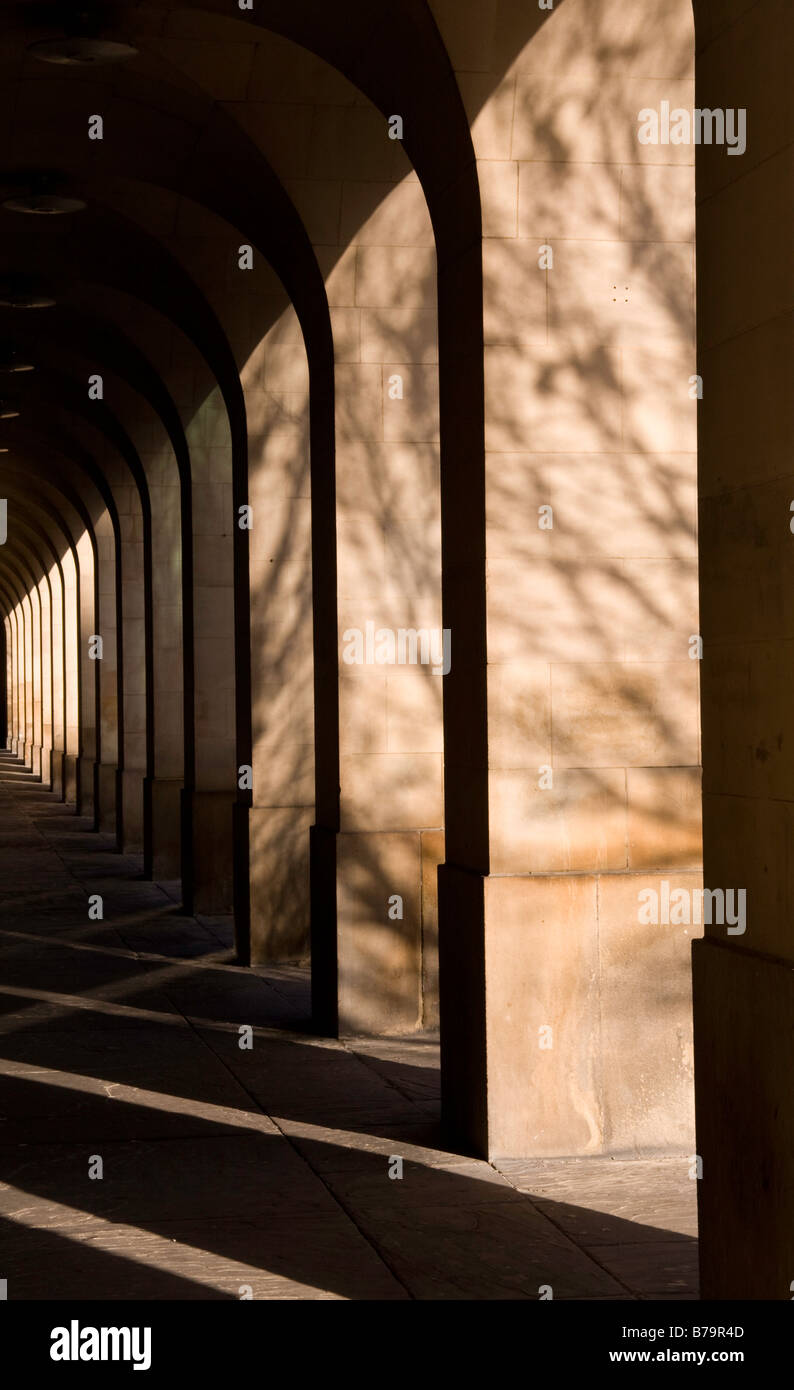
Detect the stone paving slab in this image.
<box><xmin>592</xmin><ymin>1241</ymin><xmax>699</xmax><ymax>1296</ymax></box>
<box><xmin>279</xmin><ymin>1116</ymin><xmax>476</xmax><ymax>1171</ymax></box>
<box><xmin>345</xmin><ymin>1200</ymin><xmax>630</xmax><ymax>1300</ymax></box>
<box><xmin>0</xmin><ymin>1134</ymin><xmax>351</xmax><ymax>1225</ymax></box>
<box><xmin>2</xmin><ymin>1213</ymin><xmax>409</xmax><ymax>1301</ymax></box>
<box><xmin>197</xmin><ymin>1029</ymin><xmax>431</xmax><ymax>1128</ymax></box>
<box><xmin>493</xmin><ymin>1157</ymin><xmax>698</xmax><ymax>1239</ymax></box>
<box><xmin>318</xmin><ymin>1159</ymin><xmax>528</xmax><ymax>1209</ymax></box>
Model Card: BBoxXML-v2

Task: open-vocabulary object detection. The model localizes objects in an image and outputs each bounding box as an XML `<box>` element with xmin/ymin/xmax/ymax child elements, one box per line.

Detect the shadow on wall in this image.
<box><xmin>0</xmin><ymin>0</ymin><xmax>701</xmax><ymax>1039</ymax></box>
<box><xmin>472</xmin><ymin>0</ymin><xmax>700</xmax><ymax>860</ymax></box>
<box><xmin>230</xmin><ymin>0</ymin><xmax>701</xmax><ymax>1013</ymax></box>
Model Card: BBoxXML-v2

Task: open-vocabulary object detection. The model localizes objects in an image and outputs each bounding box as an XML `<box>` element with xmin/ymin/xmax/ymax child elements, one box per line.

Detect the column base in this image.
<box><xmin>121</xmin><ymin>768</ymin><xmax>145</xmax><ymax>852</ymax></box>
<box><xmin>693</xmin><ymin>936</ymin><xmax>794</xmax><ymax>1299</ymax></box>
<box><xmin>50</xmin><ymin>749</ymin><xmax>65</xmax><ymax>798</ymax></box>
<box><xmin>181</xmin><ymin>788</ymin><xmax>235</xmax><ymax>914</ymax></box>
<box><xmin>438</xmin><ymin>862</ymin><xmax>487</xmax><ymax>1155</ymax></box>
<box><xmin>146</xmin><ymin>776</ymin><xmax>182</xmax><ymax>879</ymax></box>
<box><xmin>440</xmin><ymin>866</ymin><xmax>699</xmax><ymax>1160</ymax></box>
<box><xmin>76</xmin><ymin>757</ymin><xmax>98</xmax><ymax>822</ymax></box>
<box><xmin>233</xmin><ymin>797</ymin><xmax>250</xmax><ymax>963</ymax></box>
<box><xmin>310</xmin><ymin>826</ymin><xmax>442</xmax><ymax>1038</ymax></box>
<box><xmin>97</xmin><ymin>764</ymin><xmax>120</xmax><ymax>835</ymax></box>
<box><xmin>64</xmin><ymin>754</ymin><xmax>78</xmax><ymax>805</ymax></box>
<box><xmin>250</xmin><ymin>805</ymin><xmax>312</xmax><ymax>963</ymax></box>
<box><xmin>310</xmin><ymin>824</ymin><xmax>338</xmax><ymax>1035</ymax></box>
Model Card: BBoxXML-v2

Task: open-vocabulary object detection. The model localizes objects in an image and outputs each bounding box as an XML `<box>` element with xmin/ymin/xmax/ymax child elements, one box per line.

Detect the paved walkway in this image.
<box><xmin>0</xmin><ymin>751</ymin><xmax>698</xmax><ymax>1300</ymax></box>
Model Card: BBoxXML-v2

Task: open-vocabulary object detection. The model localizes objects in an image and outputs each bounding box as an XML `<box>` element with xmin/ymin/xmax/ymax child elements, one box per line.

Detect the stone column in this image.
<box><xmin>246</xmin><ymin>297</ymin><xmax>315</xmax><ymax>964</ymax></box>
<box><xmin>431</xmin><ymin>0</ymin><xmax>701</xmax><ymax>1155</ymax></box>
<box><xmin>294</xmin><ymin>81</ymin><xmax>445</xmax><ymax>1034</ymax></box>
<box><xmin>21</xmin><ymin>593</ymin><xmax>33</xmax><ymax>766</ymax></box>
<box><xmin>692</xmin><ymin>0</ymin><xmax>794</xmax><ymax>1301</ymax></box>
<box><xmin>94</xmin><ymin>511</ymin><xmax>118</xmax><ymax>833</ymax></box>
<box><xmin>3</xmin><ymin>616</ymin><xmax>11</xmax><ymax>749</ymax></box>
<box><xmin>142</xmin><ymin>436</ymin><xmax>183</xmax><ymax>879</ymax></box>
<box><xmin>75</xmin><ymin>530</ymin><xmax>97</xmax><ymax>819</ymax></box>
<box><xmin>49</xmin><ymin>561</ymin><xmax>66</xmax><ymax>797</ymax></box>
<box><xmin>115</xmin><ymin>479</ymin><xmax>146</xmax><ymax>851</ymax></box>
<box><xmin>28</xmin><ymin>584</ymin><xmax>42</xmax><ymax>775</ymax></box>
<box><xmin>62</xmin><ymin>548</ymin><xmax>80</xmax><ymax>804</ymax></box>
<box><xmin>184</xmin><ymin>389</ymin><xmax>237</xmax><ymax>914</ymax></box>
<box><xmin>38</xmin><ymin>576</ymin><xmax>53</xmax><ymax>786</ymax></box>
<box><xmin>4</xmin><ymin>609</ymin><xmax>19</xmax><ymax>752</ymax></box>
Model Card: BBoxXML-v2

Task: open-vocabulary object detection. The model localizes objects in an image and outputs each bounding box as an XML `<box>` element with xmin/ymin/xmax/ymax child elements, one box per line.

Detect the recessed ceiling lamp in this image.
<box><xmin>0</xmin><ymin>282</ymin><xmax>56</xmax><ymax>309</ymax></box>
<box><xmin>3</xmin><ymin>192</ymin><xmax>86</xmax><ymax>215</ymax></box>
<box><xmin>0</xmin><ymin>350</ymin><xmax>34</xmax><ymax>373</ymax></box>
<box><xmin>27</xmin><ymin>36</ymin><xmax>138</xmax><ymax>65</ymax></box>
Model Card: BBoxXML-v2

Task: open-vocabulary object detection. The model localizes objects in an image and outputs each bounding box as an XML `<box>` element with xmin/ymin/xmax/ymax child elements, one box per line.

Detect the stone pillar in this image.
<box><xmin>143</xmin><ymin>437</ymin><xmax>183</xmax><ymax>879</ymax></box>
<box><xmin>49</xmin><ymin>561</ymin><xmax>66</xmax><ymax>797</ymax></box>
<box><xmin>116</xmin><ymin>481</ymin><xmax>146</xmax><ymax>851</ymax></box>
<box><xmin>15</xmin><ymin>600</ymin><xmax>25</xmax><ymax>759</ymax></box>
<box><xmin>38</xmin><ymin>577</ymin><xmax>53</xmax><ymax>787</ymax></box>
<box><xmin>692</xmin><ymin>0</ymin><xmax>794</xmax><ymax>1301</ymax></box>
<box><xmin>75</xmin><ymin>530</ymin><xmax>97</xmax><ymax>819</ymax></box>
<box><xmin>22</xmin><ymin>593</ymin><xmax>33</xmax><ymax>766</ymax></box>
<box><xmin>247</xmin><ymin>299</ymin><xmax>315</xmax><ymax>963</ymax></box>
<box><xmin>63</xmin><ymin>549</ymin><xmax>80</xmax><ymax>804</ymax></box>
<box><xmin>430</xmin><ymin>0</ymin><xmax>701</xmax><ymax>1155</ymax></box>
<box><xmin>290</xmin><ymin>83</ymin><xmax>445</xmax><ymax>1034</ymax></box>
<box><xmin>4</xmin><ymin>611</ymin><xmax>18</xmax><ymax>752</ymax></box>
<box><xmin>94</xmin><ymin>512</ymin><xmax>118</xmax><ymax>833</ymax></box>
<box><xmin>29</xmin><ymin>583</ymin><xmax>42</xmax><ymax>776</ymax></box>
<box><xmin>14</xmin><ymin>602</ymin><xmax>23</xmax><ymax>757</ymax></box>
<box><xmin>184</xmin><ymin>389</ymin><xmax>237</xmax><ymax>914</ymax></box>
<box><xmin>9</xmin><ymin>600</ymin><xmax>21</xmax><ymax>757</ymax></box>
<box><xmin>331</xmin><ymin>195</ymin><xmax>445</xmax><ymax>1035</ymax></box>
<box><xmin>3</xmin><ymin>617</ymin><xmax>11</xmax><ymax>750</ymax></box>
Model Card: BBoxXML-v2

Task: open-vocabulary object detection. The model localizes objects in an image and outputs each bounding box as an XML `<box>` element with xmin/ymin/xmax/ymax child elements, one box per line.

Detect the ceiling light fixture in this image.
<box><xmin>26</xmin><ymin>36</ymin><xmax>138</xmax><ymax>66</ymax></box>
<box><xmin>0</xmin><ymin>351</ymin><xmax>35</xmax><ymax>373</ymax></box>
<box><xmin>0</xmin><ymin>283</ymin><xmax>56</xmax><ymax>309</ymax></box>
<box><xmin>3</xmin><ymin>192</ymin><xmax>86</xmax><ymax>215</ymax></box>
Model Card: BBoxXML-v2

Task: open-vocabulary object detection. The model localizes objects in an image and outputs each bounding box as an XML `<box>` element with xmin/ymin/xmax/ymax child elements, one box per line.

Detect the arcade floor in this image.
<box><xmin>0</xmin><ymin>752</ymin><xmax>698</xmax><ymax>1301</ymax></box>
